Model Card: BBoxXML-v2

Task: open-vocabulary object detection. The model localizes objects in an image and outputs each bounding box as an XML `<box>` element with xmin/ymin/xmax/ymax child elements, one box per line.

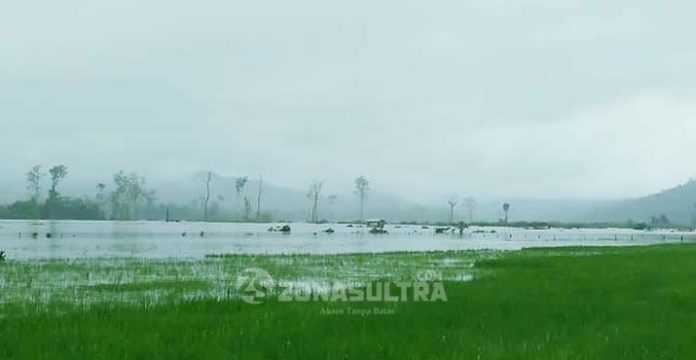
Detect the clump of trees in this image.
<box><xmin>107</xmin><ymin>171</ymin><xmax>148</xmax><ymax>220</ymax></box>
<box><xmin>650</xmin><ymin>214</ymin><xmax>670</xmax><ymax>228</ymax></box>
<box><xmin>0</xmin><ymin>166</ymin><xmax>160</xmax><ymax>221</ymax></box>
<box><xmin>0</xmin><ymin>165</ymin><xmax>101</xmax><ymax>220</ymax></box>
<box><xmin>45</xmin><ymin>165</ymin><xmax>68</xmax><ymax>218</ymax></box>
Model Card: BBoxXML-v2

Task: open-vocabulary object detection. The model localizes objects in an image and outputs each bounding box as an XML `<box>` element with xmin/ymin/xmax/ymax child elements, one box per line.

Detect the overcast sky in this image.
<box><xmin>2</xmin><ymin>0</ymin><xmax>696</xmax><ymax>202</ymax></box>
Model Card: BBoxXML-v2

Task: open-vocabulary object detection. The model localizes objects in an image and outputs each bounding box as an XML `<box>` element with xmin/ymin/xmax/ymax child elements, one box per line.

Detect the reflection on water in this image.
<box><xmin>0</xmin><ymin>220</ymin><xmax>692</xmax><ymax>259</ymax></box>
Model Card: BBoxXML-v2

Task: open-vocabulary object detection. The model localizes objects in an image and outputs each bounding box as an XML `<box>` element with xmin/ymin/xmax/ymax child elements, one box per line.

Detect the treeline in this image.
<box><xmin>0</xmin><ymin>166</ymin><xmax>158</xmax><ymax>221</ymax></box>
<box><xmin>1</xmin><ymin>166</ymin><xmax>687</xmax><ymax>227</ymax></box>
<box><xmin>0</xmin><ymin>165</ymin><xmax>275</xmax><ymax>222</ymax></box>
<box><xmin>0</xmin><ymin>165</ymin><xmax>102</xmax><ymax>220</ymax></box>
<box><xmin>0</xmin><ymin>168</ymin><xmax>375</xmax><ymax>223</ymax></box>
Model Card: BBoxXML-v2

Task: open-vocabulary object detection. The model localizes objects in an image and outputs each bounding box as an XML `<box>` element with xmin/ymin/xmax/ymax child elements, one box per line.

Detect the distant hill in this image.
<box><xmin>145</xmin><ymin>175</ymin><xmax>696</xmax><ymax>224</ymax></box>
<box><xmin>472</xmin><ymin>199</ymin><xmax>613</xmax><ymax>223</ymax></box>
<box><xmin>586</xmin><ymin>180</ymin><xmax>696</xmax><ymax>226</ymax></box>
<box><xmin>148</xmin><ymin>172</ymin><xmax>626</xmax><ymax>223</ymax></box>
<box><xmin>151</xmin><ymin>172</ymin><xmax>434</xmax><ymax>222</ymax></box>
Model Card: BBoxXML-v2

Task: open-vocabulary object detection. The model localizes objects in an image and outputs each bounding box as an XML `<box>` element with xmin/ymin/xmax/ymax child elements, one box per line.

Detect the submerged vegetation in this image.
<box><xmin>1</xmin><ymin>245</ymin><xmax>696</xmax><ymax>358</ymax></box>
<box><xmin>0</xmin><ymin>251</ymin><xmax>486</xmax><ymax>309</ymax></box>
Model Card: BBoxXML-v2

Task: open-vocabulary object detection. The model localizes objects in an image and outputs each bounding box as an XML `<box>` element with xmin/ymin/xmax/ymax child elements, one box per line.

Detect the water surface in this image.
<box><xmin>0</xmin><ymin>220</ymin><xmax>691</xmax><ymax>259</ymax></box>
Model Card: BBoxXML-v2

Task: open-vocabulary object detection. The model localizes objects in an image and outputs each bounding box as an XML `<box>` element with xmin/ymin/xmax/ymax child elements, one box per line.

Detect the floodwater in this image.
<box><xmin>0</xmin><ymin>220</ymin><xmax>692</xmax><ymax>259</ymax></box>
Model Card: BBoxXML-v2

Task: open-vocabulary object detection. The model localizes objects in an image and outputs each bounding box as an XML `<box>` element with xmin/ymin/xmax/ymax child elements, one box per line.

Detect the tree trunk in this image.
<box><xmin>204</xmin><ymin>172</ymin><xmax>211</xmax><ymax>222</ymax></box>
<box><xmin>256</xmin><ymin>176</ymin><xmax>263</xmax><ymax>221</ymax></box>
<box><xmin>360</xmin><ymin>196</ymin><xmax>364</xmax><ymax>223</ymax></box>
<box><xmin>312</xmin><ymin>193</ymin><xmax>319</xmax><ymax>223</ymax></box>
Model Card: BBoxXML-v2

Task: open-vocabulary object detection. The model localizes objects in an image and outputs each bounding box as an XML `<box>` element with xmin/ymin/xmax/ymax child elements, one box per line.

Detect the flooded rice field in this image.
<box><xmin>1</xmin><ymin>220</ymin><xmax>693</xmax><ymax>309</ymax></box>
<box><xmin>0</xmin><ymin>249</ymin><xmax>489</xmax><ymax>309</ymax></box>
<box><xmin>0</xmin><ymin>220</ymin><xmax>693</xmax><ymax>260</ymax></box>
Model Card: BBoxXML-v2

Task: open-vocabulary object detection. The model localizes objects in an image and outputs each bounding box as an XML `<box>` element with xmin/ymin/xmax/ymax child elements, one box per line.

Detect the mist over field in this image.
<box><xmin>3</xmin><ymin>0</ymin><xmax>696</xmax><ymax>205</ymax></box>
<box><xmin>3</xmin><ymin>0</ymin><xmax>696</xmax><ymax>225</ymax></box>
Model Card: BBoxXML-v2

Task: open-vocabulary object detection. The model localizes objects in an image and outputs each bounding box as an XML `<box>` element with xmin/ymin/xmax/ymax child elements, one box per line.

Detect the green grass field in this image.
<box><xmin>1</xmin><ymin>244</ymin><xmax>696</xmax><ymax>359</ymax></box>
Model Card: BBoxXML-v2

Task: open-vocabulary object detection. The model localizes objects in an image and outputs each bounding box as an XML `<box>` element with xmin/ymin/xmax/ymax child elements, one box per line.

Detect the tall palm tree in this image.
<box><xmin>503</xmin><ymin>203</ymin><xmax>510</xmax><ymax>223</ymax></box>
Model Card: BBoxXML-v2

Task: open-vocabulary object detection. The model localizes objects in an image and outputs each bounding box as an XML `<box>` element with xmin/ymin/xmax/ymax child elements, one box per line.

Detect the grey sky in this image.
<box><xmin>2</xmin><ymin>0</ymin><xmax>696</xmax><ymax>202</ymax></box>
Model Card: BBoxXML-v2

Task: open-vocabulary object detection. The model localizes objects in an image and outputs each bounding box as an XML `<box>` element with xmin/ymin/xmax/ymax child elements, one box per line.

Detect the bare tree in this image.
<box><xmin>256</xmin><ymin>175</ymin><xmax>263</xmax><ymax>221</ymax></box>
<box><xmin>235</xmin><ymin>176</ymin><xmax>249</xmax><ymax>220</ymax></box>
<box><xmin>25</xmin><ymin>165</ymin><xmax>45</xmax><ymax>203</ymax></box>
<box><xmin>354</xmin><ymin>176</ymin><xmax>370</xmax><ymax>222</ymax></box>
<box><xmin>447</xmin><ymin>196</ymin><xmax>458</xmax><ymax>224</ymax></box>
<box><xmin>203</xmin><ymin>171</ymin><xmax>212</xmax><ymax>221</ymax></box>
<box><xmin>307</xmin><ymin>180</ymin><xmax>324</xmax><ymax>223</ymax></box>
<box><xmin>243</xmin><ymin>197</ymin><xmax>252</xmax><ymax>221</ymax></box>
<box><xmin>503</xmin><ymin>202</ymin><xmax>511</xmax><ymax>224</ymax></box>
<box><xmin>463</xmin><ymin>196</ymin><xmax>478</xmax><ymax>223</ymax></box>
